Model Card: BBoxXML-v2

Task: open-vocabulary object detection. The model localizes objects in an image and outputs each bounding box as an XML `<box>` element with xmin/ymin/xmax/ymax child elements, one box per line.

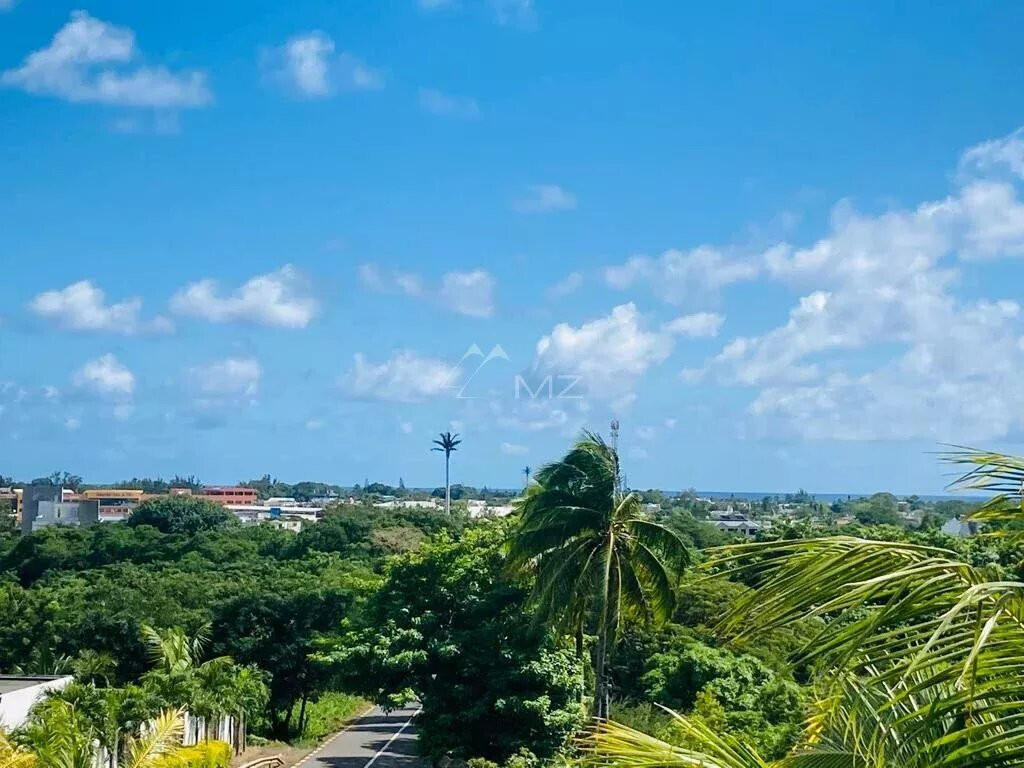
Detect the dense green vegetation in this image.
<box><xmin>3</xmin><ymin>442</ymin><xmax>1017</xmax><ymax>768</ymax></box>
<box><xmin>0</xmin><ymin>495</ymin><xmax>461</xmax><ymax>741</ymax></box>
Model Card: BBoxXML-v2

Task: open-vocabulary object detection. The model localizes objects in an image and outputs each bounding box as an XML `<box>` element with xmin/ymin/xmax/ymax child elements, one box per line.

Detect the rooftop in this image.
<box><xmin>0</xmin><ymin>675</ymin><xmax>68</xmax><ymax>695</ymax></box>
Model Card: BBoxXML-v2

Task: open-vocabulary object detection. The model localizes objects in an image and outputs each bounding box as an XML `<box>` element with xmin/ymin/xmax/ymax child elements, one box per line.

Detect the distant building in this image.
<box><xmin>32</xmin><ymin>499</ymin><xmax>99</xmax><ymax>530</ymax></box>
<box><xmin>169</xmin><ymin>486</ymin><xmax>260</xmax><ymax>505</ymax></box>
<box><xmin>0</xmin><ymin>676</ymin><xmax>72</xmax><ymax>730</ymax></box>
<box><xmin>21</xmin><ymin>483</ymin><xmax>60</xmax><ymax>533</ymax></box>
<box><xmin>465</xmin><ymin>499</ymin><xmax>516</xmax><ymax>518</ymax></box>
<box><xmin>78</xmin><ymin>489</ymin><xmax>145</xmax><ymax>522</ymax></box>
<box><xmin>941</xmin><ymin>516</ymin><xmax>980</xmax><ymax>538</ymax></box>
<box><xmin>373</xmin><ymin>499</ymin><xmax>441</xmax><ymax>510</ymax></box>
<box><xmin>711</xmin><ymin>518</ymin><xmax>763</xmax><ymax>538</ymax></box>
<box><xmin>0</xmin><ymin>487</ymin><xmax>20</xmax><ymax>526</ymax></box>
<box><xmin>708</xmin><ymin>509</ymin><xmax>748</xmax><ymax>522</ymax></box>
<box><xmin>225</xmin><ymin>503</ymin><xmax>323</xmax><ymax>527</ymax></box>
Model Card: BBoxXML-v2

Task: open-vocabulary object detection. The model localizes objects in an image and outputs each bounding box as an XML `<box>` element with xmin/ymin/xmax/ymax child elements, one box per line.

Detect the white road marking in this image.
<box><xmin>362</xmin><ymin>709</ymin><xmax>422</xmax><ymax>768</ymax></box>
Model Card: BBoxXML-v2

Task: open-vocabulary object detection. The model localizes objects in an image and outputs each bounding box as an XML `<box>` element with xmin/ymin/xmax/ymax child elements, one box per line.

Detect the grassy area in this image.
<box><xmin>293</xmin><ymin>692</ymin><xmax>370</xmax><ymax>746</ymax></box>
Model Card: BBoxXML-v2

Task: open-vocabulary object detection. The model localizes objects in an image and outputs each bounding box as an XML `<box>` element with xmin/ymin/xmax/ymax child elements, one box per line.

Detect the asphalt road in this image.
<box><xmin>297</xmin><ymin>705</ymin><xmax>423</xmax><ymax>768</ymax></box>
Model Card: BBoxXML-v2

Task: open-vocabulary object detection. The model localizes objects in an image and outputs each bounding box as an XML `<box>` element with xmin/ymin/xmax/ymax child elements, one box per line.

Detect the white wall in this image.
<box><xmin>0</xmin><ymin>677</ymin><xmax>72</xmax><ymax>730</ymax></box>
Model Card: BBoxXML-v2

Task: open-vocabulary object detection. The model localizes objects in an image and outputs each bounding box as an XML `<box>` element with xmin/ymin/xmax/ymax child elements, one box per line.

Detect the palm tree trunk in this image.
<box><xmin>445</xmin><ymin>454</ymin><xmax>451</xmax><ymax>515</ymax></box>
<box><xmin>575</xmin><ymin>627</ymin><xmax>586</xmax><ymax>706</ymax></box>
<box><xmin>594</xmin><ymin>534</ymin><xmax>615</xmax><ymax>720</ymax></box>
<box><xmin>298</xmin><ymin>694</ymin><xmax>308</xmax><ymax>738</ymax></box>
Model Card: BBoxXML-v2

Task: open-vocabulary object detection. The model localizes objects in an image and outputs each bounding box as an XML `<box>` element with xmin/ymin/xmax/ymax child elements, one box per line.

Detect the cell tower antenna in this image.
<box><xmin>610</xmin><ymin>419</ymin><xmax>621</xmax><ymax>493</ymax></box>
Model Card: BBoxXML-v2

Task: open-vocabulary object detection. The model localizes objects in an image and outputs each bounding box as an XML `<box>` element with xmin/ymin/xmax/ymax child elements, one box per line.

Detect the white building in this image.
<box><xmin>0</xmin><ymin>675</ymin><xmax>72</xmax><ymax>730</ymax></box>
<box><xmin>225</xmin><ymin>503</ymin><xmax>323</xmax><ymax>528</ymax></box>
<box><xmin>373</xmin><ymin>499</ymin><xmax>441</xmax><ymax>510</ymax></box>
<box><xmin>466</xmin><ymin>499</ymin><xmax>516</xmax><ymax>518</ymax></box>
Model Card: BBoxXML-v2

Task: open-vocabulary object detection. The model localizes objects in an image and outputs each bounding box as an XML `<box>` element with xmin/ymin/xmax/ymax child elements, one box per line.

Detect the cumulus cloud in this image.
<box><xmin>359</xmin><ymin>264</ymin><xmax>495</xmax><ymax>318</ymax></box>
<box><xmin>685</xmin><ymin>124</ymin><xmax>1024</xmax><ymax>441</ymax></box>
<box><xmin>340</xmin><ymin>351</ymin><xmax>459</xmax><ymax>402</ymax></box>
<box><xmin>605</xmin><ymin>246</ymin><xmax>759</xmax><ymax>306</ymax></box>
<box><xmin>191</xmin><ymin>358</ymin><xmax>261</xmax><ymax>396</ymax></box>
<box><xmin>530</xmin><ymin>303</ymin><xmax>696</xmax><ymax>408</ymax></box>
<box><xmin>73</xmin><ymin>354</ymin><xmax>134</xmax><ymax>398</ymax></box>
<box><xmin>1</xmin><ymin>11</ymin><xmax>211</xmax><ymax>108</ymax></box>
<box><xmin>513</xmin><ymin>184</ymin><xmax>576</xmax><ymax>213</ymax></box>
<box><xmin>263</xmin><ymin>32</ymin><xmax>383</xmax><ymax>98</ymax></box>
<box><xmin>419</xmin><ymin>88</ymin><xmax>480</xmax><ymax>119</ymax></box>
<box><xmin>500</xmin><ymin>441</ymin><xmax>528</xmax><ymax>455</ymax></box>
<box><xmin>171</xmin><ymin>265</ymin><xmax>318</xmax><ymax>328</ymax></box>
<box><xmin>29</xmin><ymin>280</ymin><xmax>172</xmax><ymax>334</ymax></box>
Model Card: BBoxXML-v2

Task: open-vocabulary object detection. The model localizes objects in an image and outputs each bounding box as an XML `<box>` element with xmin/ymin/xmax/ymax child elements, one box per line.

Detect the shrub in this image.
<box><xmin>160</xmin><ymin>741</ymin><xmax>231</xmax><ymax>768</ymax></box>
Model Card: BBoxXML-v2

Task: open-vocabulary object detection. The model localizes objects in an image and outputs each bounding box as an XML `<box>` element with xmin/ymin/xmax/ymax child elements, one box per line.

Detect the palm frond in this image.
<box><xmin>121</xmin><ymin>709</ymin><xmax>184</xmax><ymax>768</ymax></box>
<box><xmin>941</xmin><ymin>447</ymin><xmax>1024</xmax><ymax>528</ymax></box>
<box><xmin>581</xmin><ymin>708</ymin><xmax>768</xmax><ymax>768</ymax></box>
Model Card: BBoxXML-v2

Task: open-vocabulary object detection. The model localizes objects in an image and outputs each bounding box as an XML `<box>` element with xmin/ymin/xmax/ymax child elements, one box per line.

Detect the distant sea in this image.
<box><xmin>677</xmin><ymin>490</ymin><xmax>987</xmax><ymax>503</ymax></box>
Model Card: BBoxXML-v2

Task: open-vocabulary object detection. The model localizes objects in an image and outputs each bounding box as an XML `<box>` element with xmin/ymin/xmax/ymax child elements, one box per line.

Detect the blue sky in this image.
<box><xmin>3</xmin><ymin>0</ymin><xmax>1024</xmax><ymax>494</ymax></box>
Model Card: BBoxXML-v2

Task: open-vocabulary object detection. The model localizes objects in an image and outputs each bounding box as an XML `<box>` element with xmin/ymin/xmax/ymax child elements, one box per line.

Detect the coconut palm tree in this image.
<box><xmin>432</xmin><ymin>431</ymin><xmax>461</xmax><ymax>515</ymax></box>
<box><xmin>142</xmin><ymin>625</ymin><xmax>208</xmax><ymax>676</ymax></box>
<box><xmin>584</xmin><ymin>447</ymin><xmax>1024</xmax><ymax>768</ymax></box>
<box><xmin>523</xmin><ymin>466</ymin><xmax>531</xmax><ymax>488</ymax></box>
<box><xmin>508</xmin><ymin>431</ymin><xmax>690</xmax><ymax>719</ymax></box>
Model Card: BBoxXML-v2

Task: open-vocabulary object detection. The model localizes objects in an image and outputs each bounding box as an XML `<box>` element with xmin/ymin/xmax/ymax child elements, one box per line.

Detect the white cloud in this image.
<box><xmin>264</xmin><ymin>32</ymin><xmax>383</xmax><ymax>98</ymax></box>
<box><xmin>549</xmin><ymin>271</ymin><xmax>583</xmax><ymax>298</ymax></box>
<box><xmin>171</xmin><ymin>265</ymin><xmax>318</xmax><ymax>328</ymax></box>
<box><xmin>513</xmin><ymin>184</ymin><xmax>576</xmax><ymax>213</ymax></box>
<box><xmin>341</xmin><ymin>351</ymin><xmax>459</xmax><ymax>402</ymax></box>
<box><xmin>73</xmin><ymin>354</ymin><xmax>134</xmax><ymax>397</ymax></box>
<box><xmin>2</xmin><ymin>11</ymin><xmax>211</xmax><ymax>108</ymax></box>
<box><xmin>605</xmin><ymin>246</ymin><xmax>759</xmax><ymax>306</ymax></box>
<box><xmin>664</xmin><ymin>312</ymin><xmax>724</xmax><ymax>338</ymax></box>
<box><xmin>399</xmin><ymin>420</ymin><xmax>414</xmax><ymax>434</ymax></box>
<box><xmin>532</xmin><ymin>303</ymin><xmax>676</xmax><ymax>408</ymax></box>
<box><xmin>500</xmin><ymin>441</ymin><xmax>528</xmax><ymax>455</ymax></box>
<box><xmin>359</xmin><ymin>264</ymin><xmax>495</xmax><ymax>318</ymax></box>
<box><xmin>495</xmin><ymin>400</ymin><xmax>577</xmax><ymax>433</ymax></box>
<box><xmin>687</xmin><ymin>124</ymin><xmax>1024</xmax><ymax>441</ymax></box>
<box><xmin>305</xmin><ymin>418</ymin><xmax>324</xmax><ymax>431</ymax></box>
<box><xmin>191</xmin><ymin>358</ymin><xmax>261</xmax><ymax>396</ymax></box>
<box><xmin>439</xmin><ymin>270</ymin><xmax>495</xmax><ymax>318</ymax></box>
<box><xmin>419</xmin><ymin>88</ymin><xmax>480</xmax><ymax>119</ymax></box>
<box><xmin>29</xmin><ymin>280</ymin><xmax>172</xmax><ymax>334</ymax></box>
<box><xmin>635</xmin><ymin>425</ymin><xmax>656</xmax><ymax>441</ymax></box>
<box><xmin>65</xmin><ymin>417</ymin><xmax>81</xmax><ymax>431</ymax></box>
<box><xmin>959</xmin><ymin>127</ymin><xmax>1024</xmax><ymax>180</ymax></box>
